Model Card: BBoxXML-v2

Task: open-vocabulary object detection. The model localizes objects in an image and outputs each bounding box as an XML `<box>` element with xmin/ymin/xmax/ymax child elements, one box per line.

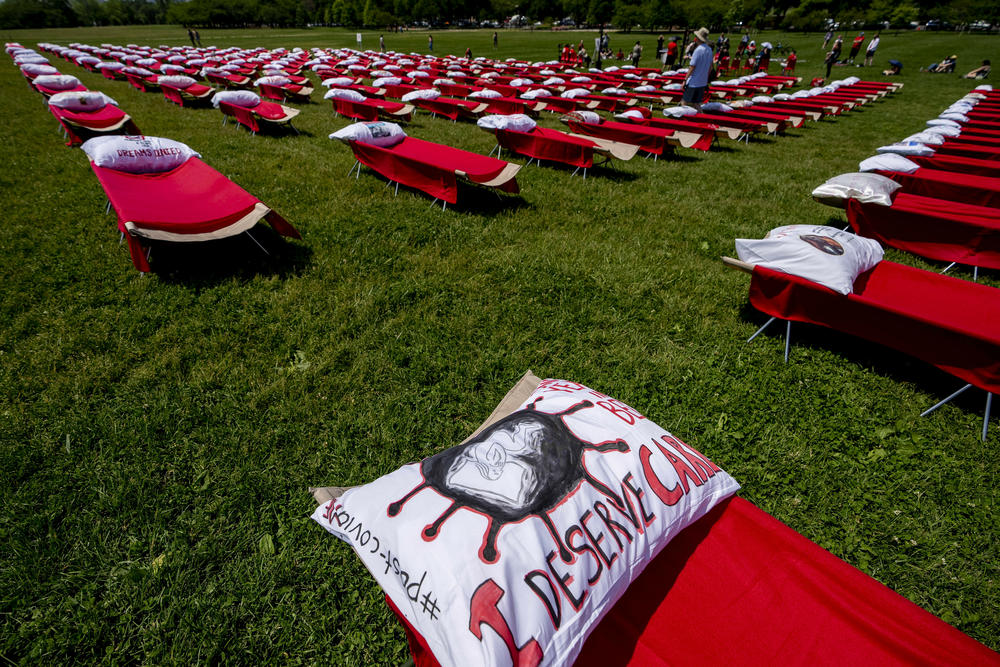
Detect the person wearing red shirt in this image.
<box><xmin>848</xmin><ymin>32</ymin><xmax>865</xmax><ymax>63</ymax></box>
<box><xmin>664</xmin><ymin>37</ymin><xmax>678</xmax><ymax>68</ymax></box>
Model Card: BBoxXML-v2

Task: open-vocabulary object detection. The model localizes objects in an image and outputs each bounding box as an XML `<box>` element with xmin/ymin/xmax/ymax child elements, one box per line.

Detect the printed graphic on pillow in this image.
<box><xmin>312</xmin><ymin>379</ymin><xmax>739</xmax><ymax>667</ymax></box>
<box><xmin>800</xmin><ymin>234</ymin><xmax>844</xmax><ymax>255</ymax></box>
<box><xmin>389</xmin><ymin>399</ymin><xmax>630</xmax><ymax>563</ymax></box>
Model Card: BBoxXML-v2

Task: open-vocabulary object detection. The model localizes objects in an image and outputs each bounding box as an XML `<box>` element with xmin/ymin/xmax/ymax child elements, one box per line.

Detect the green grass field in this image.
<box><xmin>1</xmin><ymin>24</ymin><xmax>998</xmax><ymax>664</ymax></box>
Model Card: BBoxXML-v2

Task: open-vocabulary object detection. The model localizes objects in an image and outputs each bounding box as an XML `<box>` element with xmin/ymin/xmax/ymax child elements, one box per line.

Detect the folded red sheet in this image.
<box><xmin>395</xmin><ymin>496</ymin><xmax>999</xmax><ymax>666</ymax></box>
<box><xmin>348</xmin><ymin>136</ymin><xmax>520</xmax><ymax>204</ymax></box>
<box><xmin>748</xmin><ymin>262</ymin><xmax>1000</xmax><ymax>393</ymax></box>
<box><xmin>847</xmin><ymin>193</ymin><xmax>1000</xmax><ymax>270</ymax></box>
<box><xmin>91</xmin><ymin>157</ymin><xmax>299</xmax><ymax>271</ymax></box>
<box><xmin>881</xmin><ymin>167</ymin><xmax>1000</xmax><ymax>208</ymax></box>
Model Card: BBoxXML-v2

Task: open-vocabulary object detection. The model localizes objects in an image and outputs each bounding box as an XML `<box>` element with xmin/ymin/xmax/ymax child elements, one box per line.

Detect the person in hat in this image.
<box><xmin>683</xmin><ymin>27</ymin><xmax>713</xmax><ymax>111</ymax></box>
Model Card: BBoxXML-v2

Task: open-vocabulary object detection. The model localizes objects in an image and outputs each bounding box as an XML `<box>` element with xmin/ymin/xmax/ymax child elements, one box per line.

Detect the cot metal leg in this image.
<box><xmin>105</xmin><ymin>200</ymin><xmax>112</xmax><ymax>215</ymax></box>
<box><xmin>784</xmin><ymin>320</ymin><xmax>791</xmax><ymax>363</ymax></box>
<box><xmin>747</xmin><ymin>316</ymin><xmax>778</xmax><ymax>343</ymax></box>
<box><xmin>582</xmin><ymin>167</ymin><xmax>587</xmax><ymax>179</ymax></box>
<box><xmin>394</xmin><ymin>182</ymin><xmax>399</xmax><ymax>196</ymax></box>
<box><xmin>983</xmin><ymin>393</ymin><xmax>993</xmax><ymax>442</ymax></box>
<box><xmin>920</xmin><ymin>384</ymin><xmax>973</xmax><ymax>417</ymax></box>
<box><xmin>973</xmin><ymin>266</ymin><xmax>979</xmax><ymax>282</ymax></box>
<box><xmin>941</xmin><ymin>262</ymin><xmax>956</xmax><ymax>274</ymax></box>
<box><xmin>245</xmin><ymin>230</ymin><xmax>270</xmax><ymax>256</ymax></box>
<box><xmin>289</xmin><ymin>123</ymin><xmax>299</xmax><ymax>136</ymax></box>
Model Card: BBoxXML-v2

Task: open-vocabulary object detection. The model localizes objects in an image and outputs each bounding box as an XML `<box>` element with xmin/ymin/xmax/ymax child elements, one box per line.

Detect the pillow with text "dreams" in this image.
<box><xmin>312</xmin><ymin>378</ymin><xmax>739</xmax><ymax>667</ymax></box>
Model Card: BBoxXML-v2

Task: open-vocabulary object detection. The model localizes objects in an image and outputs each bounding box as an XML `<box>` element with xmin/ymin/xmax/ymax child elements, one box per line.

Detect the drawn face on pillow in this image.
<box><xmin>389</xmin><ymin>399</ymin><xmax>630</xmax><ymax>563</ymax></box>
<box><xmin>800</xmin><ymin>234</ymin><xmax>844</xmax><ymax>255</ymax></box>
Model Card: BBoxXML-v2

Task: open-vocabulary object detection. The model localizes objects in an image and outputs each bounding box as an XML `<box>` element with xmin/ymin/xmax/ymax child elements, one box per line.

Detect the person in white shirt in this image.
<box><xmin>683</xmin><ymin>27</ymin><xmax>713</xmax><ymax>111</ymax></box>
<box><xmin>864</xmin><ymin>34</ymin><xmax>880</xmax><ymax>67</ymax></box>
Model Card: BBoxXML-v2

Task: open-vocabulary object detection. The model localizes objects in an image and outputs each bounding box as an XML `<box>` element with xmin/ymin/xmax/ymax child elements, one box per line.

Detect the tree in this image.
<box><xmin>612</xmin><ymin>0</ymin><xmax>643</xmax><ymax>30</ymax></box>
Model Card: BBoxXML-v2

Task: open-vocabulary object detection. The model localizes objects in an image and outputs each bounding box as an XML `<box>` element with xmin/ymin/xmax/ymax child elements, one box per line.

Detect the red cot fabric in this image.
<box><xmin>535</xmin><ymin>96</ymin><xmax>581</xmax><ymax>114</ymax></box>
<box><xmin>937</xmin><ymin>140</ymin><xmax>1000</xmax><ymax>160</ymax></box>
<box><xmin>881</xmin><ymin>167</ymin><xmax>1000</xmax><ymax>207</ymax></box>
<box><xmin>568</xmin><ymin>119</ymin><xmax>675</xmax><ymax>156</ymax></box>
<box><xmin>946</xmin><ymin>134</ymin><xmax>1000</xmax><ymax>148</ymax></box>
<box><xmin>50</xmin><ymin>104</ymin><xmax>128</xmax><ymax>130</ymax></box>
<box><xmin>91</xmin><ymin>158</ymin><xmax>299</xmax><ymax>271</ymax></box>
<box><xmin>912</xmin><ymin>153</ymin><xmax>1000</xmax><ymax>178</ymax></box>
<box><xmin>254</xmin><ymin>100</ymin><xmax>293</xmax><ymax>121</ymax></box>
<box><xmin>50</xmin><ymin>105</ymin><xmax>135</xmax><ymax>146</ymax></box>
<box><xmin>34</xmin><ymin>82</ymin><xmax>87</xmax><ymax>96</ymax></box>
<box><xmin>480</xmin><ymin>96</ymin><xmax>537</xmax><ymax>116</ymax></box>
<box><xmin>332</xmin><ymin>97</ymin><xmax>380</xmax><ymax>121</ymax></box>
<box><xmin>495</xmin><ymin>126</ymin><xmax>595</xmax><ymax>168</ymax></box>
<box><xmin>907</xmin><ymin>153</ymin><xmax>1000</xmax><ymax>178</ymax></box>
<box><xmin>847</xmin><ymin>194</ymin><xmax>1000</xmax><ymax>270</ymax></box>
<box><xmin>390</xmin><ymin>497</ymin><xmax>1000</xmax><ymax>667</ymax></box>
<box><xmin>348</xmin><ymin>136</ymin><xmax>519</xmax><ymax>204</ymax></box>
<box><xmin>640</xmin><ymin>118</ymin><xmax>716</xmax><ymax>151</ymax></box>
<box><xmin>748</xmin><ymin>262</ymin><xmax>1000</xmax><ymax>393</ymax></box>
<box><xmin>413</xmin><ymin>97</ymin><xmax>486</xmax><ymax>120</ymax></box>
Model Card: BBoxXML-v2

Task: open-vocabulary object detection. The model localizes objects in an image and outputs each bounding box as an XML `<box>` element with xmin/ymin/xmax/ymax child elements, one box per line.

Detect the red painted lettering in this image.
<box><xmin>469</xmin><ymin>579</ymin><xmax>543</xmax><ymax>667</ymax></box>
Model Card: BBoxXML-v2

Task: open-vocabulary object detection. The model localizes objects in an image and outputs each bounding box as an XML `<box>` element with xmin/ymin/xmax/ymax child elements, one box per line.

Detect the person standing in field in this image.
<box><xmin>823</xmin><ymin>29</ymin><xmax>832</xmax><ymax>48</ymax></box>
<box><xmin>864</xmin><ymin>33</ymin><xmax>880</xmax><ymax>67</ymax></box>
<box><xmin>683</xmin><ymin>27</ymin><xmax>712</xmax><ymax>111</ymax></box>
<box><xmin>428</xmin><ymin>34</ymin><xmax>433</xmax><ymax>51</ymax></box>
<box><xmin>379</xmin><ymin>34</ymin><xmax>385</xmax><ymax>51</ymax></box>
<box><xmin>493</xmin><ymin>31</ymin><xmax>498</xmax><ymax>49</ymax></box>
<box><xmin>631</xmin><ymin>41</ymin><xmax>642</xmax><ymax>66</ymax></box>
<box><xmin>848</xmin><ymin>32</ymin><xmax>864</xmax><ymax>63</ymax></box>
<box><xmin>664</xmin><ymin>35</ymin><xmax>678</xmax><ymax>68</ymax></box>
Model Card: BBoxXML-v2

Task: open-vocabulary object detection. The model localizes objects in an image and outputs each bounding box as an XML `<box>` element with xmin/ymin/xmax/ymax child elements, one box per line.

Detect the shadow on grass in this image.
<box><xmin>145</xmin><ymin>226</ymin><xmax>313</xmax><ymax>284</ymax></box>
<box><xmin>512</xmin><ymin>159</ymin><xmax>641</xmax><ymax>182</ymax></box>
<box><xmin>736</xmin><ymin>303</ymin><xmax>992</xmax><ymax>417</ymax></box>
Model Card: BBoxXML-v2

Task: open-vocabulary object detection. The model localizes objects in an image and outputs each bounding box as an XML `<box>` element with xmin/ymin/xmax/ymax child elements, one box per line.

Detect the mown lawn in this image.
<box><xmin>0</xmin><ymin>24</ymin><xmax>997</xmax><ymax>664</ymax></box>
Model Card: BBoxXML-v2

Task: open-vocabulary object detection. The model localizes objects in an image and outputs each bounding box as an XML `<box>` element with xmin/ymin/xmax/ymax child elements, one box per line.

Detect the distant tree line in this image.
<box><xmin>1</xmin><ymin>0</ymin><xmax>996</xmax><ymax>33</ymax></box>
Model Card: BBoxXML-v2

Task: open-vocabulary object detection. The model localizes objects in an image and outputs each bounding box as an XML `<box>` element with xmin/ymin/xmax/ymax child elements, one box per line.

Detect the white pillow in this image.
<box><xmin>325</xmin><ymin>88</ymin><xmax>367</xmax><ymax>102</ymax></box>
<box><xmin>159</xmin><ymin>64</ymin><xmax>188</xmax><ymax>74</ymax></box>
<box><xmin>21</xmin><ymin>63</ymin><xmax>60</xmax><ymax>76</ymax></box>
<box><xmin>791</xmin><ymin>90</ymin><xmax>813</xmax><ymax>98</ymax></box>
<box><xmin>561</xmin><ymin>88</ymin><xmax>591</xmax><ymax>99</ymax></box>
<box><xmin>601</xmin><ymin>87</ymin><xmax>627</xmax><ymax>96</ymax></box>
<box><xmin>312</xmin><ymin>377</ymin><xmax>740</xmax><ymax>667</ymax></box>
<box><xmin>256</xmin><ymin>75</ymin><xmax>291</xmax><ymax>86</ymax></box>
<box><xmin>122</xmin><ymin>67</ymin><xmax>153</xmax><ymax>77</ymax></box>
<box><xmin>322</xmin><ymin>76</ymin><xmax>355</xmax><ymax>87</ymax></box>
<box><xmin>736</xmin><ymin>225</ymin><xmax>884</xmax><ymax>294</ymax></box>
<box><xmin>469</xmin><ymin>89</ymin><xmax>502</xmax><ymax>99</ymax></box>
<box><xmin>633</xmin><ymin>85</ymin><xmax>656</xmax><ymax>92</ymax></box>
<box><xmin>520</xmin><ymin>89</ymin><xmax>551</xmax><ymax>99</ymax></box>
<box><xmin>373</xmin><ymin>76</ymin><xmax>402</xmax><ymax>87</ymax></box>
<box><xmin>702</xmin><ymin>102</ymin><xmax>733</xmax><ymax>112</ymax></box>
<box><xmin>858</xmin><ymin>154</ymin><xmax>919</xmax><ymax>174</ymax></box>
<box><xmin>410</xmin><ymin>71</ymin><xmax>429</xmax><ymax>78</ymax></box>
<box><xmin>401</xmin><ymin>88</ymin><xmax>440</xmax><ymax>102</ymax></box>
<box><xmin>875</xmin><ymin>142</ymin><xmax>936</xmax><ymax>157</ymax></box>
<box><xmin>329</xmin><ymin>121</ymin><xmax>407</xmax><ymax>147</ymax></box>
<box><xmin>48</xmin><ymin>91</ymin><xmax>118</xmax><ymax>111</ymax></box>
<box><xmin>157</xmin><ymin>75</ymin><xmax>197</xmax><ymax>89</ymax></box>
<box><xmin>509</xmin><ymin>78</ymin><xmax>533</xmax><ymax>87</ymax></box>
<box><xmin>923</xmin><ymin>124</ymin><xmax>961</xmax><ymax>138</ymax></box>
<box><xmin>939</xmin><ymin>112</ymin><xmax>968</xmax><ymax>123</ymax></box>
<box><xmin>927</xmin><ymin>118</ymin><xmax>960</xmax><ymax>128</ymax></box>
<box><xmin>615</xmin><ymin>109</ymin><xmax>646</xmax><ymax>120</ymax></box>
<box><xmin>571</xmin><ymin>76</ymin><xmax>592</xmax><ymax>83</ymax></box>
<box><xmin>82</xmin><ymin>135</ymin><xmax>200</xmax><ymax>173</ymax></box>
<box><xmin>212</xmin><ymin>90</ymin><xmax>261</xmax><ymax>108</ymax></box>
<box><xmin>664</xmin><ymin>83</ymin><xmax>682</xmax><ymax>91</ymax></box>
<box><xmin>974</xmin><ymin>84</ymin><xmax>992</xmax><ymax>91</ymax></box>
<box><xmin>902</xmin><ymin>131</ymin><xmax>945</xmax><ymax>145</ymax></box>
<box><xmin>542</xmin><ymin>77</ymin><xmax>565</xmax><ymax>85</ymax></box>
<box><xmin>663</xmin><ymin>106</ymin><xmax>697</xmax><ymax>117</ymax></box>
<box><xmin>32</xmin><ymin>74</ymin><xmax>81</xmax><ymax>91</ymax></box>
<box><xmin>477</xmin><ymin>114</ymin><xmax>537</xmax><ymax>132</ymax></box>
<box><xmin>433</xmin><ymin>78</ymin><xmax>456</xmax><ymax>85</ymax></box>
<box><xmin>752</xmin><ymin>95</ymin><xmax>773</xmax><ymax>103</ymax></box>
<box><xmin>565</xmin><ymin>110</ymin><xmax>601</xmax><ymax>124</ymax></box>
<box><xmin>811</xmin><ymin>172</ymin><xmax>902</xmax><ymax>208</ymax></box>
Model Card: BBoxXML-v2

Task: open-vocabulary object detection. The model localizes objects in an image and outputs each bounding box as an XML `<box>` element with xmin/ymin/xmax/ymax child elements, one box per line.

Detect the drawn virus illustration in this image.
<box><xmin>388</xmin><ymin>399</ymin><xmax>630</xmax><ymax>563</ymax></box>
<box><xmin>800</xmin><ymin>234</ymin><xmax>845</xmax><ymax>255</ymax></box>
